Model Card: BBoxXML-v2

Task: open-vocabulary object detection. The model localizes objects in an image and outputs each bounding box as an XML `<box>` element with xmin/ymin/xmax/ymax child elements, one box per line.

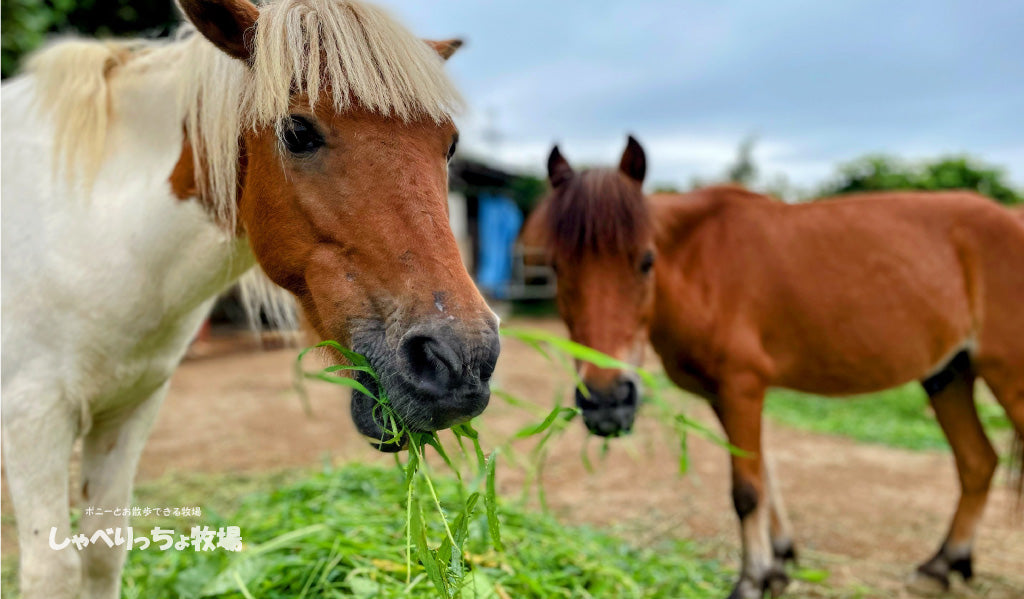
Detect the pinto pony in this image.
<box><xmin>1</xmin><ymin>1</ymin><xmax>500</xmax><ymax>597</ymax></box>
<box><xmin>530</xmin><ymin>137</ymin><xmax>1024</xmax><ymax>599</ymax></box>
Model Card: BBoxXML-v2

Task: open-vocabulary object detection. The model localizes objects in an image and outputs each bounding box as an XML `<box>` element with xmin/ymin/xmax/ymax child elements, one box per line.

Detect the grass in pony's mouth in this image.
<box><xmin>296</xmin><ymin>341</ymin><xmax>503</xmax><ymax>596</ymax></box>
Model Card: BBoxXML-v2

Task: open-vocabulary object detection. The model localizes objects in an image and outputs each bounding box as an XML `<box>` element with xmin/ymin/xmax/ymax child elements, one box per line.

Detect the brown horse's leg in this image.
<box><xmin>764</xmin><ymin>458</ymin><xmax>797</xmax><ymax>569</ymax></box>
<box><xmin>984</xmin><ymin>369</ymin><xmax>1024</xmax><ymax>441</ymax></box>
<box><xmin>914</xmin><ymin>355</ymin><xmax>996</xmax><ymax>591</ymax></box>
<box><xmin>983</xmin><ymin>369</ymin><xmax>1024</xmax><ymax>511</ymax></box>
<box><xmin>716</xmin><ymin>373</ymin><xmax>788</xmax><ymax>599</ymax></box>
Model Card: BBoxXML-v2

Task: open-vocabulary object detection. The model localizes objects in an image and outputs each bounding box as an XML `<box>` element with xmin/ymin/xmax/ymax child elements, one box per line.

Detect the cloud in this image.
<box><xmin>381</xmin><ymin>0</ymin><xmax>1024</xmax><ymax>187</ymax></box>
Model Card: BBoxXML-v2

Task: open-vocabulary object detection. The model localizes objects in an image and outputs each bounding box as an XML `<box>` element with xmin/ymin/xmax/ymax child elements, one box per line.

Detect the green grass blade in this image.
<box><xmin>302</xmin><ymin>372</ymin><xmax>376</xmax><ymax>399</ymax></box>
<box><xmin>514</xmin><ymin>405</ymin><xmax>574</xmax><ymax>439</ymax></box>
<box><xmin>484</xmin><ymin>451</ymin><xmax>503</xmax><ymax>552</ymax></box>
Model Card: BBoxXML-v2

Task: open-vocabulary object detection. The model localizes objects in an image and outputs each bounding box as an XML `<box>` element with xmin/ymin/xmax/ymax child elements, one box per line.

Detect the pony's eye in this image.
<box><xmin>639</xmin><ymin>250</ymin><xmax>655</xmax><ymax>275</ymax></box>
<box><xmin>447</xmin><ymin>133</ymin><xmax>459</xmax><ymax>162</ymax></box>
<box><xmin>281</xmin><ymin>115</ymin><xmax>324</xmax><ymax>155</ymax></box>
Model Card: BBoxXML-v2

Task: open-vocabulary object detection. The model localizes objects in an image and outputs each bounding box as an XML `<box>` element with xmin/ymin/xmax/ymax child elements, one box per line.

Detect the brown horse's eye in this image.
<box><xmin>447</xmin><ymin>133</ymin><xmax>459</xmax><ymax>162</ymax></box>
<box><xmin>639</xmin><ymin>250</ymin><xmax>655</xmax><ymax>275</ymax></box>
<box><xmin>281</xmin><ymin>115</ymin><xmax>324</xmax><ymax>155</ymax></box>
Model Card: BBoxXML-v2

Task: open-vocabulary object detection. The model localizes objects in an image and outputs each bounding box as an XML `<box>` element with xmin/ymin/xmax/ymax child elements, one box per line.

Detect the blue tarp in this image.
<box><xmin>476</xmin><ymin>192</ymin><xmax>523</xmax><ymax>298</ymax></box>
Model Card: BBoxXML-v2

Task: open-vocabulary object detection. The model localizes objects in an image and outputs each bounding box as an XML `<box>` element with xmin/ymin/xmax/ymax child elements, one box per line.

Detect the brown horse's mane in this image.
<box><xmin>544</xmin><ymin>168</ymin><xmax>650</xmax><ymax>261</ymax></box>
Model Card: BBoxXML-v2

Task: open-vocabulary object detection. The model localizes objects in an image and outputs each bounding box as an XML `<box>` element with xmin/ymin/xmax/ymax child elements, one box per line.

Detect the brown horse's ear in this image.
<box><xmin>425</xmin><ymin>38</ymin><xmax>464</xmax><ymax>61</ymax></box>
<box><xmin>178</xmin><ymin>0</ymin><xmax>259</xmax><ymax>62</ymax></box>
<box><xmin>547</xmin><ymin>145</ymin><xmax>574</xmax><ymax>188</ymax></box>
<box><xmin>619</xmin><ymin>135</ymin><xmax>646</xmax><ymax>184</ymax></box>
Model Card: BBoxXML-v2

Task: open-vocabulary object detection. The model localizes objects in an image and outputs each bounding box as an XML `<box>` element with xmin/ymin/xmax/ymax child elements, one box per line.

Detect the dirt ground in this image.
<box><xmin>3</xmin><ymin>316</ymin><xmax>1022</xmax><ymax>597</ymax></box>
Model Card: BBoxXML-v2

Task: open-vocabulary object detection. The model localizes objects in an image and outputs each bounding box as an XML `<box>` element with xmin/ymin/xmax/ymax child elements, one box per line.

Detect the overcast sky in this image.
<box><xmin>375</xmin><ymin>0</ymin><xmax>1023</xmax><ymax>192</ymax></box>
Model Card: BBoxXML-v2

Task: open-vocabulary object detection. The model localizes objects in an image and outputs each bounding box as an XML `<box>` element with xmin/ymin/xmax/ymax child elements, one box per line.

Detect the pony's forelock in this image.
<box><xmin>545</xmin><ymin>169</ymin><xmax>651</xmax><ymax>262</ymax></box>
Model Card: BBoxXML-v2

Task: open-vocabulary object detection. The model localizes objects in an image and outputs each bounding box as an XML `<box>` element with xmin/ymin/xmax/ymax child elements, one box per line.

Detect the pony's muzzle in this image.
<box><xmin>396</xmin><ymin>321</ymin><xmax>500</xmax><ymax>427</ymax></box>
<box><xmin>576</xmin><ymin>376</ymin><xmax>639</xmax><ymax>437</ymax></box>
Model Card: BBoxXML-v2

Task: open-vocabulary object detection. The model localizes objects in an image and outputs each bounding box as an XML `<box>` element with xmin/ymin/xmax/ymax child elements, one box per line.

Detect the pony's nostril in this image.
<box><xmin>617</xmin><ymin>379</ymin><xmax>638</xmax><ymax>407</ymax></box>
<box><xmin>401</xmin><ymin>334</ymin><xmax>458</xmax><ymax>396</ymax></box>
<box><xmin>399</xmin><ymin>324</ymin><xmax>499</xmax><ymax>405</ymax></box>
<box><xmin>614</xmin><ymin>381</ymin><xmax>630</xmax><ymax>402</ymax></box>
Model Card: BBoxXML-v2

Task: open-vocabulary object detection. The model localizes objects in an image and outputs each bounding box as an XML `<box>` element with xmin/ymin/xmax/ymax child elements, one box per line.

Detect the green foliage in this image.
<box><xmin>819</xmin><ymin>155</ymin><xmax>1023</xmax><ymax>205</ymax></box>
<box><xmin>766</xmin><ymin>384</ymin><xmax>1012</xmax><ymax>451</ymax></box>
<box><xmin>507</xmin><ymin>174</ymin><xmax>548</xmax><ymax>214</ymax></box>
<box><xmin>725</xmin><ymin>135</ymin><xmax>758</xmax><ymax>186</ymax></box>
<box><xmin>1</xmin><ymin>0</ymin><xmax>179</xmax><ymax>77</ymax></box>
<box><xmin>113</xmin><ymin>465</ymin><xmax>734</xmax><ymax>599</ymax></box>
<box><xmin>650</xmin><ymin>183</ymin><xmax>683</xmax><ymax>194</ymax></box>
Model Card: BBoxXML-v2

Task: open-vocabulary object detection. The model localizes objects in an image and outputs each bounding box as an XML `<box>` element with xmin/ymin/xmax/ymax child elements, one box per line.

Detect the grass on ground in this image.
<box><xmin>764</xmin><ymin>383</ymin><xmax>1012</xmax><ymax>451</ymax></box>
<box><xmin>115</xmin><ymin>463</ymin><xmax>735</xmax><ymax>599</ymax></box>
<box><xmin>3</xmin><ymin>462</ymin><xmax>882</xmax><ymax>598</ymax></box>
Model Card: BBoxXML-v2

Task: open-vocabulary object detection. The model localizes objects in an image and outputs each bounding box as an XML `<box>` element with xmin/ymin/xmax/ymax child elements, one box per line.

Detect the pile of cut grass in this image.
<box><xmin>120</xmin><ymin>463</ymin><xmax>732</xmax><ymax>599</ymax></box>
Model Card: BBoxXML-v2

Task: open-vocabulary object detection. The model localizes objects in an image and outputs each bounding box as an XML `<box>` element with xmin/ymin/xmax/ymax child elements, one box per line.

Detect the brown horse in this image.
<box><xmin>529</xmin><ymin>136</ymin><xmax>1024</xmax><ymax>598</ymax></box>
<box><xmin>2</xmin><ymin>1</ymin><xmax>497</xmax><ymax>597</ymax></box>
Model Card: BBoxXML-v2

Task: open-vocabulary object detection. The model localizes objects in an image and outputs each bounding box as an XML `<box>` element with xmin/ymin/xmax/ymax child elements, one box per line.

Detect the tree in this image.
<box><xmin>725</xmin><ymin>135</ymin><xmax>758</xmax><ymax>186</ymax></box>
<box><xmin>819</xmin><ymin>155</ymin><xmax>1022</xmax><ymax>205</ymax></box>
<box><xmin>508</xmin><ymin>174</ymin><xmax>548</xmax><ymax>214</ymax></box>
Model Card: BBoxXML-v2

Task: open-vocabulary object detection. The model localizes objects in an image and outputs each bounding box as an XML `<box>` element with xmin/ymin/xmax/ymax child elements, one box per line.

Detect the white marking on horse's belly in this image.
<box><xmin>923</xmin><ymin>338</ymin><xmax>975</xmax><ymax>379</ymax></box>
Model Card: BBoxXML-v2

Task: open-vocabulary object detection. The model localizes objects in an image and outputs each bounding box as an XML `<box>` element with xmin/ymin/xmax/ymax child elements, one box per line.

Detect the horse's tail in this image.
<box><xmin>26</xmin><ymin>38</ymin><xmax>145</xmax><ymax>185</ymax></box>
<box><xmin>1011</xmin><ymin>430</ymin><xmax>1024</xmax><ymax>509</ymax></box>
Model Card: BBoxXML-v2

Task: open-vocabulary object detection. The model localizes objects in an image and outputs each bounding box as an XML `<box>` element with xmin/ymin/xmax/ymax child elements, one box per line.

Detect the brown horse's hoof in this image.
<box><xmin>910</xmin><ymin>543</ymin><xmax>974</xmax><ymax>595</ymax></box>
<box><xmin>948</xmin><ymin>554</ymin><xmax>973</xmax><ymax>581</ymax></box>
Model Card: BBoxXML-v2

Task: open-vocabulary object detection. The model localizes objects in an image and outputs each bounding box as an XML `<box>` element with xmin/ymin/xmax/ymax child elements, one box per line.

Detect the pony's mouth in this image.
<box><xmin>575</xmin><ymin>379</ymin><xmax>640</xmax><ymax>438</ymax></box>
<box><xmin>345</xmin><ymin>321</ymin><xmax>498</xmax><ymax>452</ymax></box>
<box><xmin>349</xmin><ymin>372</ymin><xmax>412</xmax><ymax>453</ymax></box>
<box><xmin>348</xmin><ymin>365</ymin><xmax>489</xmax><ymax>452</ymax></box>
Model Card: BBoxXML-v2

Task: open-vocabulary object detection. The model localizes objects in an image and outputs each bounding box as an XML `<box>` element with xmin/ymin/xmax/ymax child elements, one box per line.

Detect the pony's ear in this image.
<box><xmin>619</xmin><ymin>135</ymin><xmax>646</xmax><ymax>184</ymax></box>
<box><xmin>179</xmin><ymin>0</ymin><xmax>259</xmax><ymax>62</ymax></box>
<box><xmin>425</xmin><ymin>38</ymin><xmax>464</xmax><ymax>61</ymax></box>
<box><xmin>547</xmin><ymin>145</ymin><xmax>574</xmax><ymax>188</ymax></box>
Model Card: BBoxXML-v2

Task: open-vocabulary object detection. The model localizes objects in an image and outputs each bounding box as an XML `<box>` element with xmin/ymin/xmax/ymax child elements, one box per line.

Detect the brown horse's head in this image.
<box><xmin>179</xmin><ymin>0</ymin><xmax>498</xmax><ymax>449</ymax></box>
<box><xmin>543</xmin><ymin>136</ymin><xmax>654</xmax><ymax>436</ymax></box>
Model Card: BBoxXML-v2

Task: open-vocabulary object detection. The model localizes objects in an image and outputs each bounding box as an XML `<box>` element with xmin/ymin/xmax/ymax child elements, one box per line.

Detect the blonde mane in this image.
<box><xmin>24</xmin><ymin>0</ymin><xmax>462</xmax><ymax>330</ymax></box>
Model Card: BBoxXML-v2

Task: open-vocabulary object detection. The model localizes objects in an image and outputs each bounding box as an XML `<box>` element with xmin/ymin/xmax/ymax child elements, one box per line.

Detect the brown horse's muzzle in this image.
<box><xmin>576</xmin><ymin>375</ymin><xmax>639</xmax><ymax>437</ymax></box>
<box><xmin>348</xmin><ymin>317</ymin><xmax>500</xmax><ymax>451</ymax></box>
